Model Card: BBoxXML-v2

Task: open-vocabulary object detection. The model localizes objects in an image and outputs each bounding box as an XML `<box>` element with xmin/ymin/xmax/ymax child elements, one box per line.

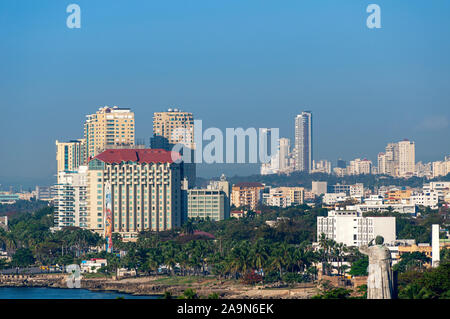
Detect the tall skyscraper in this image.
<box><xmin>398</xmin><ymin>139</ymin><xmax>415</xmax><ymax>177</ymax></box>
<box><xmin>55</xmin><ymin>139</ymin><xmax>86</xmax><ymax>174</ymax></box>
<box><xmin>84</xmin><ymin>106</ymin><xmax>135</xmax><ymax>161</ymax></box>
<box><xmin>294</xmin><ymin>111</ymin><xmax>313</xmax><ymax>172</ymax></box>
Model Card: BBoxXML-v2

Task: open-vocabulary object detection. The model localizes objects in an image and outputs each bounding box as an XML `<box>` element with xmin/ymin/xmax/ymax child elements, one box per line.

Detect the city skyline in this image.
<box><xmin>1</xmin><ymin>1</ymin><xmax>450</xmax><ymax>184</ymax></box>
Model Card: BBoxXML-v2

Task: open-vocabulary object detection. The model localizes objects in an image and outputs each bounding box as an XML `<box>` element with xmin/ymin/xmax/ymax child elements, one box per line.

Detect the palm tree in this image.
<box><xmin>182</xmin><ymin>219</ymin><xmax>196</xmax><ymax>235</ymax></box>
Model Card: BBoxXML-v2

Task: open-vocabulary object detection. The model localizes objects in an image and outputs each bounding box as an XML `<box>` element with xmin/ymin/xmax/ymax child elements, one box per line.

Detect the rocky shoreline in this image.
<box><xmin>0</xmin><ymin>274</ymin><xmax>318</xmax><ymax>299</ymax></box>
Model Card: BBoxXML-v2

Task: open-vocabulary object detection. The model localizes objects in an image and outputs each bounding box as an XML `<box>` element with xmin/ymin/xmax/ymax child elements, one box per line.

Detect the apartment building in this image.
<box><xmin>151</xmin><ymin>108</ymin><xmax>196</xmax><ymax>187</ymax></box>
<box><xmin>398</xmin><ymin>139</ymin><xmax>415</xmax><ymax>177</ymax></box>
<box><xmin>152</xmin><ymin>108</ymin><xmax>194</xmax><ymax>149</ymax></box>
<box><xmin>86</xmin><ymin>149</ymin><xmax>183</xmax><ymax>240</ymax></box>
<box><xmin>54</xmin><ymin>166</ymin><xmax>88</xmax><ymax>229</ymax></box>
<box><xmin>56</xmin><ymin>139</ymin><xmax>86</xmax><ymax>174</ymax></box>
<box><xmin>84</xmin><ymin>106</ymin><xmax>135</xmax><ymax>160</ymax></box>
<box><xmin>317</xmin><ymin>210</ymin><xmax>396</xmax><ymax>247</ymax></box>
<box><xmin>231</xmin><ymin>182</ymin><xmax>265</xmax><ymax>210</ymax></box>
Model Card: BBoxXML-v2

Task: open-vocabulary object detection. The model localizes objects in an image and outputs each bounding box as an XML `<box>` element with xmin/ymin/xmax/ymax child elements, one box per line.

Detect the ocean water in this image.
<box><xmin>0</xmin><ymin>287</ymin><xmax>159</xmax><ymax>299</ymax></box>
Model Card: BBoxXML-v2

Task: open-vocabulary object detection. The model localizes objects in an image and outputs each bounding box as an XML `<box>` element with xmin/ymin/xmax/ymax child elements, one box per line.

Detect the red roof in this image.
<box><xmin>93</xmin><ymin>149</ymin><xmax>181</xmax><ymax>164</ymax></box>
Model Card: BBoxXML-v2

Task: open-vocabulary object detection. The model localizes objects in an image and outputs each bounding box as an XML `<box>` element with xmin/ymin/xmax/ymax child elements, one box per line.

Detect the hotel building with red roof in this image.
<box><xmin>86</xmin><ymin>148</ymin><xmax>184</xmax><ymax>240</ymax></box>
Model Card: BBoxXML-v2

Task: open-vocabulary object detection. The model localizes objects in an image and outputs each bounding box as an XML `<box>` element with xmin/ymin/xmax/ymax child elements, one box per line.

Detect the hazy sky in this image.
<box><xmin>0</xmin><ymin>0</ymin><xmax>449</xmax><ymax>185</ymax></box>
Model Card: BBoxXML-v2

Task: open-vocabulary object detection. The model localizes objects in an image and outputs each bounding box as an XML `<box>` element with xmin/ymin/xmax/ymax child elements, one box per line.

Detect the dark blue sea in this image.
<box><xmin>0</xmin><ymin>287</ymin><xmax>158</xmax><ymax>299</ymax></box>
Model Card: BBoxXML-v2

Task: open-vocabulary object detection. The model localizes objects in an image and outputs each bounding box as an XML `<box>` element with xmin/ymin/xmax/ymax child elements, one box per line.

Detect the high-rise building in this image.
<box><xmin>151</xmin><ymin>108</ymin><xmax>195</xmax><ymax>187</ymax></box>
<box><xmin>398</xmin><ymin>139</ymin><xmax>415</xmax><ymax>177</ymax></box>
<box><xmin>385</xmin><ymin>142</ymin><xmax>399</xmax><ymax>177</ymax></box>
<box><xmin>56</xmin><ymin>139</ymin><xmax>86</xmax><ymax>174</ymax></box>
<box><xmin>294</xmin><ymin>111</ymin><xmax>312</xmax><ymax>172</ymax></box>
<box><xmin>86</xmin><ymin>149</ymin><xmax>184</xmax><ymax>240</ymax></box>
<box><xmin>84</xmin><ymin>106</ymin><xmax>135</xmax><ymax>161</ymax></box>
<box><xmin>348</xmin><ymin>158</ymin><xmax>372</xmax><ymax>175</ymax></box>
<box><xmin>377</xmin><ymin>152</ymin><xmax>386</xmax><ymax>175</ymax></box>
<box><xmin>279</xmin><ymin>138</ymin><xmax>290</xmax><ymax>172</ymax></box>
<box><xmin>54</xmin><ymin>166</ymin><xmax>88</xmax><ymax>229</ymax></box>
<box><xmin>151</xmin><ymin>108</ymin><xmax>195</xmax><ymax>150</ymax></box>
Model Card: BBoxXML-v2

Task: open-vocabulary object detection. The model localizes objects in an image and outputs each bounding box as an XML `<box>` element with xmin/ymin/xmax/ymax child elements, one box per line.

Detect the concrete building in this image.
<box><xmin>231</xmin><ymin>182</ymin><xmax>265</xmax><ymax>210</ymax></box>
<box><xmin>317</xmin><ymin>210</ymin><xmax>396</xmax><ymax>247</ymax></box>
<box><xmin>54</xmin><ymin>166</ymin><xmax>88</xmax><ymax>229</ymax></box>
<box><xmin>311</xmin><ymin>160</ymin><xmax>331</xmax><ymax>174</ymax></box>
<box><xmin>423</xmin><ymin>182</ymin><xmax>450</xmax><ymax>199</ymax></box>
<box><xmin>35</xmin><ymin>186</ymin><xmax>56</xmax><ymax>201</ymax></box>
<box><xmin>151</xmin><ymin>108</ymin><xmax>194</xmax><ymax>149</ymax></box>
<box><xmin>385</xmin><ymin>142</ymin><xmax>399</xmax><ymax>177</ymax></box>
<box><xmin>84</xmin><ymin>106</ymin><xmax>135</xmax><ymax>160</ymax></box>
<box><xmin>312</xmin><ymin>181</ymin><xmax>327</xmax><ymax>196</ymax></box>
<box><xmin>410</xmin><ymin>191</ymin><xmax>439</xmax><ymax>209</ymax></box>
<box><xmin>377</xmin><ymin>152</ymin><xmax>386</xmax><ymax>175</ymax></box>
<box><xmin>348</xmin><ymin>202</ymin><xmax>416</xmax><ymax>215</ymax></box>
<box><xmin>80</xmin><ymin>258</ymin><xmax>107</xmax><ymax>273</ymax></box>
<box><xmin>398</xmin><ymin>139</ymin><xmax>415</xmax><ymax>177</ymax></box>
<box><xmin>55</xmin><ymin>139</ymin><xmax>86</xmax><ymax>174</ymax></box>
<box><xmin>294</xmin><ymin>111</ymin><xmax>312</xmax><ymax>172</ymax></box>
<box><xmin>151</xmin><ymin>109</ymin><xmax>196</xmax><ymax>187</ymax></box>
<box><xmin>187</xmin><ymin>175</ymin><xmax>231</xmax><ymax>221</ymax></box>
<box><xmin>323</xmin><ymin>193</ymin><xmax>348</xmax><ymax>205</ymax></box>
<box><xmin>278</xmin><ymin>138</ymin><xmax>291</xmax><ymax>172</ymax></box>
<box><xmin>187</xmin><ymin>189</ymin><xmax>229</xmax><ymax>221</ymax></box>
<box><xmin>86</xmin><ymin>149</ymin><xmax>184</xmax><ymax>240</ymax></box>
<box><xmin>348</xmin><ymin>158</ymin><xmax>372</xmax><ymax>175</ymax></box>
<box><xmin>0</xmin><ymin>193</ymin><xmax>20</xmax><ymax>204</ymax></box>
<box><xmin>262</xmin><ymin>187</ymin><xmax>304</xmax><ymax>208</ymax></box>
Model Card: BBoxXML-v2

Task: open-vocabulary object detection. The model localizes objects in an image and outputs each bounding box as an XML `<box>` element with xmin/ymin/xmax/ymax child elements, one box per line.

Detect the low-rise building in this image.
<box><xmin>0</xmin><ymin>193</ymin><xmax>20</xmax><ymax>205</ymax></box>
<box><xmin>80</xmin><ymin>258</ymin><xmax>108</xmax><ymax>273</ymax></box>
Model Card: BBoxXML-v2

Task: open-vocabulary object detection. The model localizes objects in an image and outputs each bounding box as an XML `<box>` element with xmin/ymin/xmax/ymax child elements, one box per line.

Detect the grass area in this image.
<box><xmin>81</xmin><ymin>272</ymin><xmax>113</xmax><ymax>279</ymax></box>
<box><xmin>151</xmin><ymin>275</ymin><xmax>218</xmax><ymax>286</ymax></box>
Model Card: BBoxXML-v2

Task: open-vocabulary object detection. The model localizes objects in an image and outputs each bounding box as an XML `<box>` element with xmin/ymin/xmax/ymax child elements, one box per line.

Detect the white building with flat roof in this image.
<box><xmin>317</xmin><ymin>210</ymin><xmax>396</xmax><ymax>247</ymax></box>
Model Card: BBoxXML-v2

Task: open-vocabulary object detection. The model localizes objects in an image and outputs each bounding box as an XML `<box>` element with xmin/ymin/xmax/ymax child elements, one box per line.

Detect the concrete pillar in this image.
<box><xmin>432</xmin><ymin>224</ymin><xmax>440</xmax><ymax>268</ymax></box>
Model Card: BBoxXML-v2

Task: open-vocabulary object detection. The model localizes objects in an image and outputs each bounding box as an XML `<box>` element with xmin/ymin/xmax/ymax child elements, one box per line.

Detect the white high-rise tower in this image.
<box><xmin>294</xmin><ymin>111</ymin><xmax>313</xmax><ymax>172</ymax></box>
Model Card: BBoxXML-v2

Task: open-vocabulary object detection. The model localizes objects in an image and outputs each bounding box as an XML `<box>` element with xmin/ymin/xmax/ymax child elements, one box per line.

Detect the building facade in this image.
<box><xmin>86</xmin><ymin>149</ymin><xmax>183</xmax><ymax>240</ymax></box>
<box><xmin>152</xmin><ymin>108</ymin><xmax>194</xmax><ymax>149</ymax></box>
<box><xmin>84</xmin><ymin>106</ymin><xmax>135</xmax><ymax>160</ymax></box>
<box><xmin>56</xmin><ymin>139</ymin><xmax>86</xmax><ymax>174</ymax></box>
<box><xmin>317</xmin><ymin>210</ymin><xmax>396</xmax><ymax>247</ymax></box>
<box><xmin>231</xmin><ymin>182</ymin><xmax>265</xmax><ymax>210</ymax></box>
<box><xmin>294</xmin><ymin>111</ymin><xmax>312</xmax><ymax>172</ymax></box>
<box><xmin>54</xmin><ymin>166</ymin><xmax>88</xmax><ymax>229</ymax></box>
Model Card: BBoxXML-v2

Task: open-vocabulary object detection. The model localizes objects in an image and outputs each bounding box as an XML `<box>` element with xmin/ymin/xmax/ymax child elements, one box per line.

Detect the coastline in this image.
<box><xmin>0</xmin><ymin>274</ymin><xmax>318</xmax><ymax>299</ymax></box>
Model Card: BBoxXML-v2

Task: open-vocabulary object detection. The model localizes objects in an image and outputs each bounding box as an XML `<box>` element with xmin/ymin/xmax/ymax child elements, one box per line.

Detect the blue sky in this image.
<box><xmin>0</xmin><ymin>0</ymin><xmax>449</xmax><ymax>184</ymax></box>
